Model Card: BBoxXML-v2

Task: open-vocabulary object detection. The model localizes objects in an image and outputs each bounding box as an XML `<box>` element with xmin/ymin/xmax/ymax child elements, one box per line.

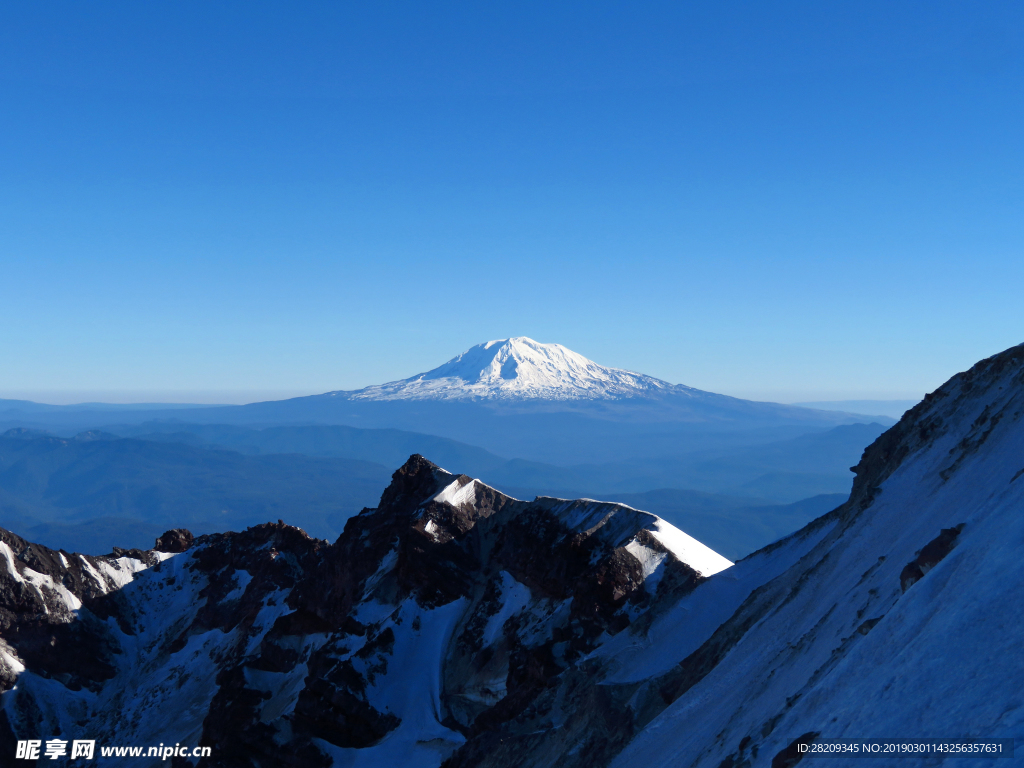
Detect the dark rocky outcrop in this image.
<box><xmin>899</xmin><ymin>524</ymin><xmax>965</xmax><ymax>592</ymax></box>
<box><xmin>770</xmin><ymin>732</ymin><xmax>819</xmax><ymax>768</ymax></box>
<box><xmin>154</xmin><ymin>528</ymin><xmax>195</xmax><ymax>553</ymax></box>
<box><xmin>0</xmin><ymin>452</ymin><xmax>710</xmax><ymax>767</ymax></box>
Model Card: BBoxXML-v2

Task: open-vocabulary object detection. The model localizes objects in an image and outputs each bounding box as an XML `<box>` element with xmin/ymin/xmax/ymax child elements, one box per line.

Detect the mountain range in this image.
<box><xmin>1</xmin><ymin>338</ymin><xmax>889</xmax><ymax>463</ymax></box>
<box><xmin>0</xmin><ymin>339</ymin><xmax>896</xmax><ymax>559</ymax></box>
<box><xmin>0</xmin><ymin>341</ymin><xmax>1020</xmax><ymax>766</ymax></box>
<box><xmin>0</xmin><ymin>426</ymin><xmax>848</xmax><ymax>561</ymax></box>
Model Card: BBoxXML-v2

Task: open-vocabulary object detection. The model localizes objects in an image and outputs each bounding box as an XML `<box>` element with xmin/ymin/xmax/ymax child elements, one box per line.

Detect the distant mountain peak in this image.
<box><xmin>345</xmin><ymin>337</ymin><xmax>682</xmax><ymax>401</ymax></box>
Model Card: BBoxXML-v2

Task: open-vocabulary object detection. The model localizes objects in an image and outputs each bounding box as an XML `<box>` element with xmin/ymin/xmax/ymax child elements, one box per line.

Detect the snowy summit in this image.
<box><xmin>346</xmin><ymin>337</ymin><xmax>678</xmax><ymax>401</ymax></box>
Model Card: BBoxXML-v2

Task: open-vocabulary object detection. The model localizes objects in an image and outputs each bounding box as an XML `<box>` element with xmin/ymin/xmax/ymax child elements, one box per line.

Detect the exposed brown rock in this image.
<box><xmin>154</xmin><ymin>528</ymin><xmax>195</xmax><ymax>553</ymax></box>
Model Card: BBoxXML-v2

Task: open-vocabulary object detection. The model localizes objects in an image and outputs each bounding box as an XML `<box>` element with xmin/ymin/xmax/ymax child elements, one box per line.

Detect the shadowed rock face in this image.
<box><xmin>899</xmin><ymin>524</ymin><xmax>964</xmax><ymax>592</ymax></box>
<box><xmin>0</xmin><ymin>453</ymin><xmax>718</xmax><ymax>767</ymax></box>
<box><xmin>154</xmin><ymin>528</ymin><xmax>195</xmax><ymax>553</ymax></box>
<box><xmin>0</xmin><ymin>529</ymin><xmax>162</xmax><ymax>693</ymax></box>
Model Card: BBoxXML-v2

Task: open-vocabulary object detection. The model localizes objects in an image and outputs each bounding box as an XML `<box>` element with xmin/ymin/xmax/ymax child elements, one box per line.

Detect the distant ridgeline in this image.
<box><xmin>0</xmin><ymin>338</ymin><xmax>889</xmax><ymax>557</ymax></box>
<box><xmin>0</xmin><ymin>422</ymin><xmax>863</xmax><ymax>559</ymax></box>
<box><xmin>1</xmin><ymin>338</ymin><xmax>891</xmax><ymax>465</ymax></box>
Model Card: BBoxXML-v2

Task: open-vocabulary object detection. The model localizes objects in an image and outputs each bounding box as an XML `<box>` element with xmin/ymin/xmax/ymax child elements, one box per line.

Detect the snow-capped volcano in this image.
<box><xmin>346</xmin><ymin>337</ymin><xmax>682</xmax><ymax>401</ymax></box>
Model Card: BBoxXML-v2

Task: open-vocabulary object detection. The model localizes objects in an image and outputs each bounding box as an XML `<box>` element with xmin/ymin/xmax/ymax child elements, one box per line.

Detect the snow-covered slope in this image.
<box><xmin>601</xmin><ymin>342</ymin><xmax>1024</xmax><ymax>768</ymax></box>
<box><xmin>342</xmin><ymin>337</ymin><xmax>686</xmax><ymax>401</ymax></box>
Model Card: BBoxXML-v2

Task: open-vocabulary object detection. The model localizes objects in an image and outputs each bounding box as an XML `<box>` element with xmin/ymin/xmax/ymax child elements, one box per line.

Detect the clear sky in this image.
<box><xmin>1</xmin><ymin>1</ymin><xmax>1022</xmax><ymax>404</ymax></box>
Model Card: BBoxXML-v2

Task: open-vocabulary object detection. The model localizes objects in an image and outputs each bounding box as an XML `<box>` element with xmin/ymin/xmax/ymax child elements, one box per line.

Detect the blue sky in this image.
<box><xmin>1</xmin><ymin>1</ymin><xmax>1022</xmax><ymax>403</ymax></box>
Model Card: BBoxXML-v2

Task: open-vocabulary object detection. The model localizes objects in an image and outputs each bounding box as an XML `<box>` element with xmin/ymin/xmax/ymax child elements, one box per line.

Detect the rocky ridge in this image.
<box><xmin>0</xmin><ymin>455</ymin><xmax>728</xmax><ymax>766</ymax></box>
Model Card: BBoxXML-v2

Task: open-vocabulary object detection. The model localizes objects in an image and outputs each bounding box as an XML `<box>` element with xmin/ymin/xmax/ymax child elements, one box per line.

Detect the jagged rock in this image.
<box><xmin>0</xmin><ymin>452</ymin><xmax>728</xmax><ymax>766</ymax></box>
<box><xmin>155</xmin><ymin>528</ymin><xmax>195</xmax><ymax>553</ymax></box>
<box><xmin>899</xmin><ymin>524</ymin><xmax>964</xmax><ymax>592</ymax></box>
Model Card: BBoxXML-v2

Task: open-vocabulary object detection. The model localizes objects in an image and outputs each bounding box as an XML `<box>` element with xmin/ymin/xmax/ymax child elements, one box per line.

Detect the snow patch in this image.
<box><xmin>482</xmin><ymin>572</ymin><xmax>533</xmax><ymax>647</ymax></box>
<box><xmin>222</xmin><ymin>570</ymin><xmax>253</xmax><ymax>602</ymax></box>
<box><xmin>649</xmin><ymin>519</ymin><xmax>732</xmax><ymax>577</ymax></box>
<box><xmin>424</xmin><ymin>519</ymin><xmax>442</xmax><ymax>542</ymax></box>
<box><xmin>362</xmin><ymin>547</ymin><xmax>399</xmax><ymax>600</ymax></box>
<box><xmin>624</xmin><ymin>539</ymin><xmax>669</xmax><ymax>594</ymax></box>
<box><xmin>624</xmin><ymin>540</ymin><xmax>668</xmax><ymax>580</ymax></box>
<box><xmin>0</xmin><ymin>542</ymin><xmax>24</xmax><ymax>583</ymax></box>
<box><xmin>433</xmin><ymin>478</ymin><xmax>478</xmax><ymax>508</ymax></box>
<box><xmin>0</xmin><ymin>644</ymin><xmax>25</xmax><ymax>675</ymax></box>
<box><xmin>94</xmin><ymin>556</ymin><xmax>151</xmax><ymax>591</ymax></box>
<box><xmin>248</xmin><ymin>663</ymin><xmax>310</xmax><ymax>723</ymax></box>
<box><xmin>21</xmin><ymin>567</ymin><xmax>82</xmax><ymax>613</ymax></box>
<box><xmin>322</xmin><ymin>598</ymin><xmax>468</xmax><ymax>767</ymax></box>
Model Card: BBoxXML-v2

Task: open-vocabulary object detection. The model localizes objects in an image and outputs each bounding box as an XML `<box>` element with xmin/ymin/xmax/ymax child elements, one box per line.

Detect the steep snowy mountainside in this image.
<box><xmin>600</xmin><ymin>341</ymin><xmax>1024</xmax><ymax>767</ymax></box>
<box><xmin>341</xmin><ymin>337</ymin><xmax>682</xmax><ymax>402</ymax></box>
